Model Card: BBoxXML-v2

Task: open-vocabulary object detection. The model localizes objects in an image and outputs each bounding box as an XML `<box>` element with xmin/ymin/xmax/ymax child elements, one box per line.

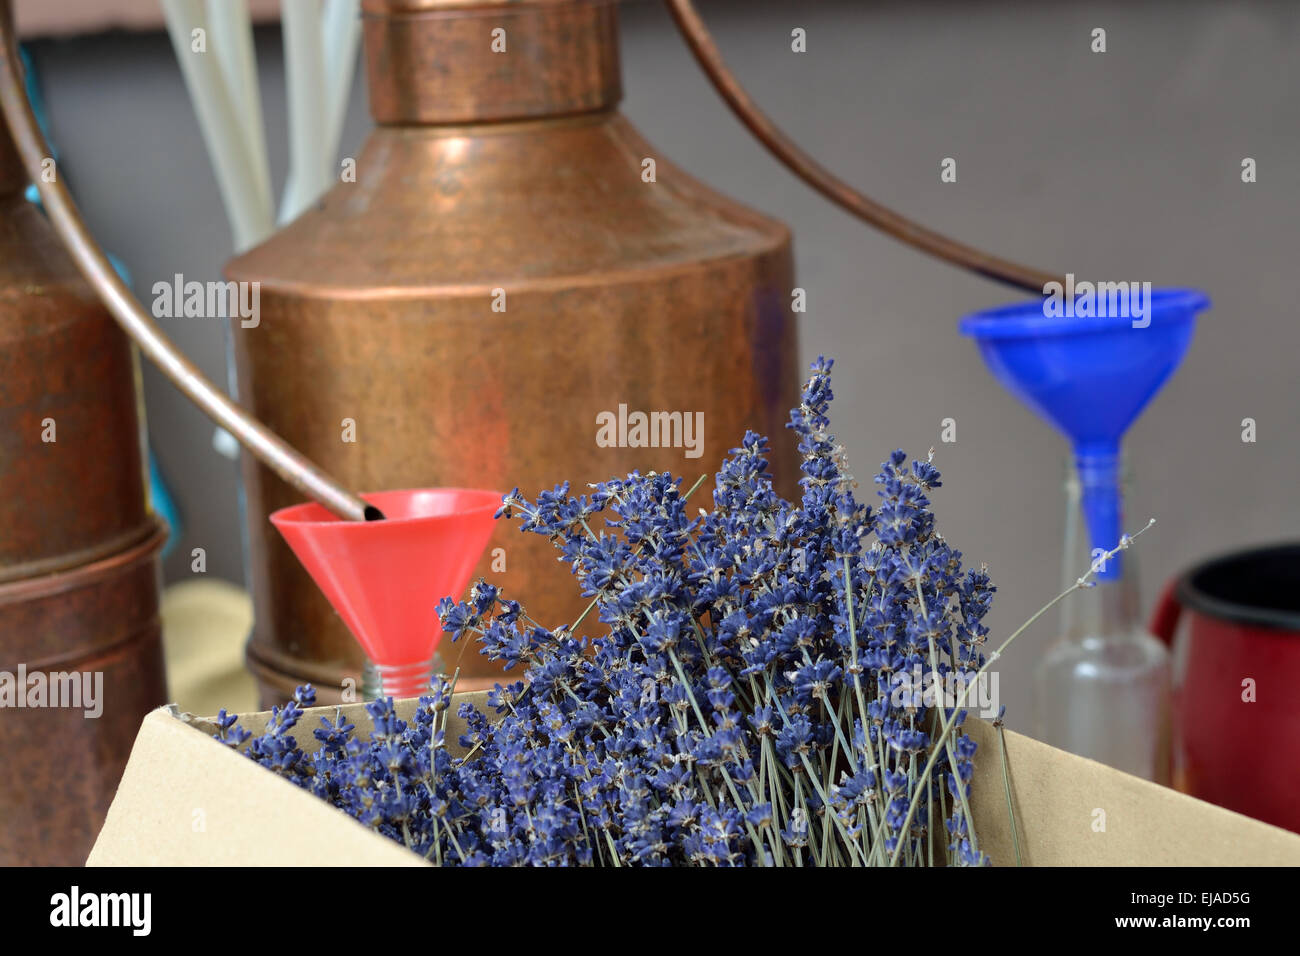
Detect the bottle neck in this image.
<box><xmin>362</xmin><ymin>658</ymin><xmax>438</xmax><ymax>700</ymax></box>
<box><xmin>361</xmin><ymin>0</ymin><xmax>622</xmax><ymax>125</ymax></box>
<box><xmin>1059</xmin><ymin>461</ymin><xmax>1142</xmax><ymax>643</ymax></box>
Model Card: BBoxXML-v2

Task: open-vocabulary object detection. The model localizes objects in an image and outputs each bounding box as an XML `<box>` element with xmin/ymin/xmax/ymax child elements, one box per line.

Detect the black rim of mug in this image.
<box><xmin>1176</xmin><ymin>542</ymin><xmax>1300</xmax><ymax>632</ymax></box>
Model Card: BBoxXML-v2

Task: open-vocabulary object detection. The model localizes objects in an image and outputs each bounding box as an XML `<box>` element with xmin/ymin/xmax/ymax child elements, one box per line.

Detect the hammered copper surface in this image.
<box><xmin>227</xmin><ymin>0</ymin><xmax>800</xmax><ymax>704</ymax></box>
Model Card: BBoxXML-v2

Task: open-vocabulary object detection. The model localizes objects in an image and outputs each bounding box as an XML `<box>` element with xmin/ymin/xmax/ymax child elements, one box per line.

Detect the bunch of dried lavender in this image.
<box><xmin>215</xmin><ymin>357</ymin><xmax>1148</xmax><ymax>865</ymax></box>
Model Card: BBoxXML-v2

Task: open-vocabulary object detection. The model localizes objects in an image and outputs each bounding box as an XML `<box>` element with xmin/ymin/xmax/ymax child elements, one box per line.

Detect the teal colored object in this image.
<box><xmin>960</xmin><ymin>288</ymin><xmax>1209</xmax><ymax>578</ymax></box>
<box><xmin>21</xmin><ymin>46</ymin><xmax>46</xmax><ymax>209</ymax></box>
<box><xmin>20</xmin><ymin>44</ymin><xmax>182</xmax><ymax>557</ymax></box>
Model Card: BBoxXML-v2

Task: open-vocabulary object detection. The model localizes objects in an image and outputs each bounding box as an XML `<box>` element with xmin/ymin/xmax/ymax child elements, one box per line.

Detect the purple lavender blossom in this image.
<box><xmin>217</xmin><ymin>358</ymin><xmax>994</xmax><ymax>867</ymax></box>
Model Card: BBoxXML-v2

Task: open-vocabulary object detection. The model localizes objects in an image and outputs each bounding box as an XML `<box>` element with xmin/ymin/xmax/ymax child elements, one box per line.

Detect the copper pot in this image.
<box><xmin>0</xmin><ymin>151</ymin><xmax>154</xmax><ymax>581</ymax></box>
<box><xmin>0</xmin><ymin>110</ymin><xmax>167</xmax><ymax>865</ymax></box>
<box><xmin>0</xmin><ymin>524</ymin><xmax>166</xmax><ymax>866</ymax></box>
<box><xmin>226</xmin><ymin>0</ymin><xmax>800</xmax><ymax>703</ymax></box>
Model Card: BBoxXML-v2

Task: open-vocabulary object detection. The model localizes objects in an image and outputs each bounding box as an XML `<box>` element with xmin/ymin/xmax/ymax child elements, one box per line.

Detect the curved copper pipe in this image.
<box><xmin>665</xmin><ymin>0</ymin><xmax>1061</xmax><ymax>293</ymax></box>
<box><xmin>0</xmin><ymin>14</ymin><xmax>379</xmax><ymax>522</ymax></box>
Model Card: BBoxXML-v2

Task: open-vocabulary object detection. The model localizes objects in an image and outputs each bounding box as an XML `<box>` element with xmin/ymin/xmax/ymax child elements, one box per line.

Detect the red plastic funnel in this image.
<box><xmin>270</xmin><ymin>488</ymin><xmax>501</xmax><ymax>697</ymax></box>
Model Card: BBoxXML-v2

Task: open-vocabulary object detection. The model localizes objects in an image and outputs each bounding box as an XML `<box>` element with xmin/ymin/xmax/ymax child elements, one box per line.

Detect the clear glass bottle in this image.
<box><xmin>1032</xmin><ymin>462</ymin><xmax>1171</xmax><ymax>782</ymax></box>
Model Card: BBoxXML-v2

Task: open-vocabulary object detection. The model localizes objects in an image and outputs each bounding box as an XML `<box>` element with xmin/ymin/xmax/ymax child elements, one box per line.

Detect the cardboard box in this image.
<box><xmin>88</xmin><ymin>693</ymin><xmax>1300</xmax><ymax>866</ymax></box>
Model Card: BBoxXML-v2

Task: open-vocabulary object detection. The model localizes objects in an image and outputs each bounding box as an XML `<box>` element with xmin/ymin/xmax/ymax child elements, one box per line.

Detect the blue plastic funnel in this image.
<box><xmin>960</xmin><ymin>288</ymin><xmax>1209</xmax><ymax>578</ymax></box>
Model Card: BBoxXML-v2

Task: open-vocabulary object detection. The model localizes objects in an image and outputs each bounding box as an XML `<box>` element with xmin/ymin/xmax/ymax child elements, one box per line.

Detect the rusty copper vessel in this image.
<box><xmin>226</xmin><ymin>0</ymin><xmax>801</xmax><ymax>702</ymax></box>
<box><xmin>0</xmin><ymin>101</ymin><xmax>167</xmax><ymax>865</ymax></box>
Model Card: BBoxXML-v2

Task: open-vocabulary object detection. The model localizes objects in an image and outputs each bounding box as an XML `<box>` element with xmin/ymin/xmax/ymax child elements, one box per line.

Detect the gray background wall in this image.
<box><xmin>24</xmin><ymin>0</ymin><xmax>1300</xmax><ymax>722</ymax></box>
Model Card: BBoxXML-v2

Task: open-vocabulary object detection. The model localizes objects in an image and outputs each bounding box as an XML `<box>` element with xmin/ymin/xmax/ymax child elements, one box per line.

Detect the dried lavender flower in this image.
<box><xmin>218</xmin><ymin>357</ymin><xmax>998</xmax><ymax>866</ymax></box>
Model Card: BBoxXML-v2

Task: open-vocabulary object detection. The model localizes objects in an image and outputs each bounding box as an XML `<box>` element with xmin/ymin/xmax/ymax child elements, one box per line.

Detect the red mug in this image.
<box><xmin>1150</xmin><ymin>543</ymin><xmax>1300</xmax><ymax>833</ymax></box>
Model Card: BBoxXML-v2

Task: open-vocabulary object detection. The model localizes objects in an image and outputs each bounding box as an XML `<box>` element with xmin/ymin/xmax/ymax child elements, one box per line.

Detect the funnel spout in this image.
<box><xmin>1075</xmin><ymin>447</ymin><xmax>1123</xmax><ymax>580</ymax></box>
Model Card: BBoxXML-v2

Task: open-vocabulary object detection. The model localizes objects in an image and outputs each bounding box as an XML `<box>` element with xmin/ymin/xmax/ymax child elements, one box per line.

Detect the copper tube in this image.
<box><xmin>665</xmin><ymin>0</ymin><xmax>1062</xmax><ymax>294</ymax></box>
<box><xmin>0</xmin><ymin>11</ymin><xmax>377</xmax><ymax>523</ymax></box>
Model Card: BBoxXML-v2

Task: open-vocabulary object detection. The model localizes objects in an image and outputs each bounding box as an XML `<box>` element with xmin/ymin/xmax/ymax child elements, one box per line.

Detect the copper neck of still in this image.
<box><xmin>362</xmin><ymin>0</ymin><xmax>621</xmax><ymax>125</ymax></box>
